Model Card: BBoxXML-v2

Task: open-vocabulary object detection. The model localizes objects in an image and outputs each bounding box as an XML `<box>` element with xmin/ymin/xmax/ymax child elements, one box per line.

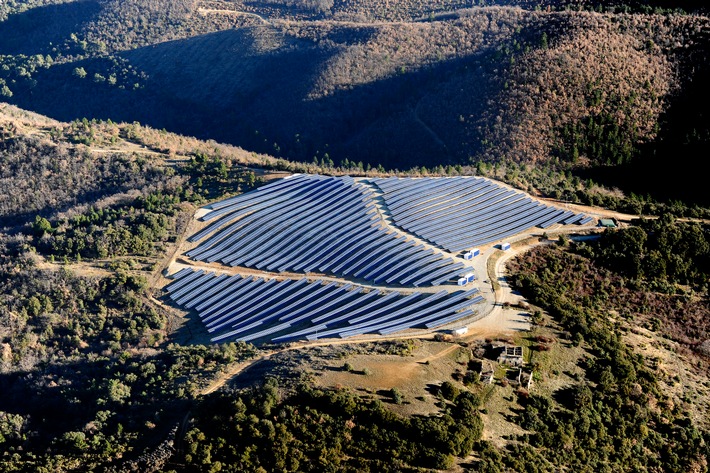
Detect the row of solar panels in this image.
<box><xmin>165</xmin><ymin>269</ymin><xmax>484</xmax><ymax>344</ymax></box>
<box><xmin>186</xmin><ymin>175</ymin><xmax>469</xmax><ymax>287</ymax></box>
<box><xmin>373</xmin><ymin>177</ymin><xmax>590</xmax><ymax>253</ymax></box>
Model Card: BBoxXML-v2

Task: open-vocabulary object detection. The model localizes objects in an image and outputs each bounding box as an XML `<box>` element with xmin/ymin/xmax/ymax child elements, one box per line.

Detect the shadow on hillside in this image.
<box><xmin>576</xmin><ymin>109</ymin><xmax>710</xmax><ymax>207</ymax></box>
<box><xmin>573</xmin><ymin>40</ymin><xmax>710</xmax><ymax>206</ymax></box>
<box><xmin>0</xmin><ymin>358</ymin><xmax>125</xmax><ymax>444</ymax></box>
<box><xmin>9</xmin><ymin>25</ymin><xmax>502</xmax><ymax>169</ymax></box>
<box><xmin>0</xmin><ymin>369</ymin><xmax>85</xmax><ymax>435</ymax></box>
<box><xmin>162</xmin><ymin>295</ymin><xmax>213</xmax><ymax>346</ymax></box>
<box><xmin>0</xmin><ymin>1</ymin><xmax>102</xmax><ymax>55</ymax></box>
<box><xmin>0</xmin><ymin>356</ymin><xmax>189</xmax><ymax>452</ymax></box>
<box><xmin>224</xmin><ymin>353</ymin><xmax>302</xmax><ymax>389</ymax></box>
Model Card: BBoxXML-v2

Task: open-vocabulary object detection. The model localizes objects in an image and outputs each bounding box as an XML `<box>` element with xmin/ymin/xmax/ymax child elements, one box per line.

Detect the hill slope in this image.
<box><xmin>0</xmin><ymin>0</ymin><xmax>709</xmax><ymax>200</ymax></box>
<box><xmin>0</xmin><ymin>103</ymin><xmax>708</xmax><ymax>472</ymax></box>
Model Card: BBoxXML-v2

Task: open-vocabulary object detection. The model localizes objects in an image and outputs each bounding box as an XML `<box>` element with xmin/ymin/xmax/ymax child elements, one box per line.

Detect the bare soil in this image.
<box><xmin>310</xmin><ymin>340</ymin><xmax>470</xmax><ymax>416</ymax></box>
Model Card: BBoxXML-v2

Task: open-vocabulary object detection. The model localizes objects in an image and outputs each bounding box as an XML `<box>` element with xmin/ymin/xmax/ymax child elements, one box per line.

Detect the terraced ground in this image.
<box><xmin>165</xmin><ymin>173</ymin><xmax>592</xmax><ymax>343</ymax></box>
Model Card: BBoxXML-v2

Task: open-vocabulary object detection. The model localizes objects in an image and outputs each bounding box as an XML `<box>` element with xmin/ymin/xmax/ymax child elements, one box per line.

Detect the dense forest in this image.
<box><xmin>178</xmin><ymin>380</ymin><xmax>483</xmax><ymax>472</ymax></box>
<box><xmin>500</xmin><ymin>221</ymin><xmax>710</xmax><ymax>472</ymax></box>
<box><xmin>511</xmin><ymin>218</ymin><xmax>710</xmax><ymax>352</ymax></box>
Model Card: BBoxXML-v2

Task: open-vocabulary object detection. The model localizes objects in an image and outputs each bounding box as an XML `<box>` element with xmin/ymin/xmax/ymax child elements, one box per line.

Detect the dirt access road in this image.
<box><xmin>195</xmin><ymin>237</ymin><xmax>545</xmax><ymax>395</ymax></box>
<box><xmin>155</xmin><ymin>172</ymin><xmax>621</xmax><ymax>393</ymax></box>
<box><xmin>162</xmin><ymin>172</ymin><xmax>613</xmax><ymax>343</ymax></box>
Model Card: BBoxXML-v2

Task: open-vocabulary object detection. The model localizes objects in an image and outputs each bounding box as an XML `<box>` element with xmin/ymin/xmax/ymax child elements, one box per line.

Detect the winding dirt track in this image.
<box><xmin>154</xmin><ymin>169</ymin><xmax>627</xmax><ymax>395</ymax></box>
<box><xmin>193</xmin><ymin>241</ymin><xmax>541</xmax><ymax>395</ymax></box>
<box><xmin>197</xmin><ymin>7</ymin><xmax>272</xmax><ymax>25</ymax></box>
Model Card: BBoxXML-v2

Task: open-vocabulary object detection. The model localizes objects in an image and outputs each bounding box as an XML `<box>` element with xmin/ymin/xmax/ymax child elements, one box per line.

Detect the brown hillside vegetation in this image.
<box><xmin>485</xmin><ymin>12</ymin><xmax>678</xmax><ymax>163</ymax></box>
<box><xmin>1</xmin><ymin>1</ymin><xmax>709</xmax><ymax>200</ymax></box>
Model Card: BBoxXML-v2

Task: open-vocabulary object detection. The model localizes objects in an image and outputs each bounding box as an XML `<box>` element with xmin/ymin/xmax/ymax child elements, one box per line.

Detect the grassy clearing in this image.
<box><xmin>487</xmin><ymin>250</ymin><xmax>502</xmax><ymax>292</ymax></box>
<box><xmin>524</xmin><ymin>314</ymin><xmax>587</xmax><ymax>398</ymax></box>
<box><xmin>480</xmin><ymin>382</ymin><xmax>527</xmax><ymax>448</ymax></box>
<box><xmin>304</xmin><ymin>340</ymin><xmax>468</xmax><ymax>417</ymax></box>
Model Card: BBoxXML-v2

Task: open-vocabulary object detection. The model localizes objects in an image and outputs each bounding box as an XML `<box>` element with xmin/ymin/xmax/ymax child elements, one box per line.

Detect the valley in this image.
<box><xmin>0</xmin><ymin>0</ymin><xmax>709</xmax><ymax>471</ymax></box>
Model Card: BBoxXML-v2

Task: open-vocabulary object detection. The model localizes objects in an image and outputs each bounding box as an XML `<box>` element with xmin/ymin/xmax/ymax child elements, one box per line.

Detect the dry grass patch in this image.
<box><xmin>624</xmin><ymin>328</ymin><xmax>710</xmax><ymax>429</ymax></box>
<box><xmin>479</xmin><ymin>382</ymin><xmax>527</xmax><ymax>448</ymax></box>
<box><xmin>487</xmin><ymin>250</ymin><xmax>503</xmax><ymax>292</ymax></box>
<box><xmin>521</xmin><ymin>316</ymin><xmax>587</xmax><ymax>397</ymax></box>
<box><xmin>311</xmin><ymin>340</ymin><xmax>470</xmax><ymax>416</ymax></box>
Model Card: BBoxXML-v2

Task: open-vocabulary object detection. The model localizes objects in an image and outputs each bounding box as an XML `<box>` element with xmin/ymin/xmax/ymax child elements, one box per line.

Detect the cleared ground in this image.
<box><xmin>162</xmin><ymin>173</ymin><xmax>609</xmax><ymax>344</ymax></box>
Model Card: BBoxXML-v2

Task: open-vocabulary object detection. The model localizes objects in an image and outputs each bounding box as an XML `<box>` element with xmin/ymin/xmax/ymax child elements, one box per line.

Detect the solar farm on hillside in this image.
<box><xmin>165</xmin><ymin>174</ymin><xmax>593</xmax><ymax>344</ymax></box>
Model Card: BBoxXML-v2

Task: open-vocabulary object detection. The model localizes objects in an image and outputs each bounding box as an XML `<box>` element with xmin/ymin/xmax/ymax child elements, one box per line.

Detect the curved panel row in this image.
<box><xmin>165</xmin><ymin>270</ymin><xmax>484</xmax><ymax>344</ymax></box>
<box><xmin>186</xmin><ymin>174</ymin><xmax>468</xmax><ymax>286</ymax></box>
<box><xmin>372</xmin><ymin>177</ymin><xmax>589</xmax><ymax>253</ymax></box>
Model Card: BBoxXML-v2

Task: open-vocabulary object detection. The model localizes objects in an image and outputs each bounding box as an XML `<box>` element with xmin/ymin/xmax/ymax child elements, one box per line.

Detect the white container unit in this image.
<box><xmin>463</xmin><ymin>248</ymin><xmax>480</xmax><ymax>260</ymax></box>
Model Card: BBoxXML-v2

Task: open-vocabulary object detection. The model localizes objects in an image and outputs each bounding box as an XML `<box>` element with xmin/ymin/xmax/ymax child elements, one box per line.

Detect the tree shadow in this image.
<box><xmin>424</xmin><ymin>382</ymin><xmax>443</xmax><ymax>398</ymax></box>
<box><xmin>0</xmin><ymin>1</ymin><xmax>102</xmax><ymax>55</ymax></box>
<box><xmin>0</xmin><ymin>355</ymin><xmax>188</xmax><ymax>452</ymax></box>
<box><xmin>552</xmin><ymin>385</ymin><xmax>578</xmax><ymax>411</ymax></box>
<box><xmin>9</xmin><ymin>25</ymin><xmax>505</xmax><ymax>169</ymax></box>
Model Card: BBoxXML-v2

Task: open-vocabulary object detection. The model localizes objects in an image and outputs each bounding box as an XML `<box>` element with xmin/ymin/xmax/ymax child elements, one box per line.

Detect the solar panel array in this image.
<box><xmin>165</xmin><ymin>269</ymin><xmax>484</xmax><ymax>343</ymax></box>
<box><xmin>372</xmin><ymin>177</ymin><xmax>589</xmax><ymax>253</ymax></box>
<box><xmin>186</xmin><ymin>174</ymin><xmax>467</xmax><ymax>287</ymax></box>
<box><xmin>165</xmin><ymin>174</ymin><xmax>594</xmax><ymax>343</ymax></box>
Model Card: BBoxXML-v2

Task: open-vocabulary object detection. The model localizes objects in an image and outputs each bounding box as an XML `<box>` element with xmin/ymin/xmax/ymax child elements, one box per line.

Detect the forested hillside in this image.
<box><xmin>1</xmin><ymin>0</ymin><xmax>709</xmax><ymax>203</ymax></box>
<box><xmin>0</xmin><ymin>99</ymin><xmax>709</xmax><ymax>472</ymax></box>
<box><xmin>0</xmin><ymin>104</ymin><xmax>258</xmax><ymax>470</ymax></box>
<box><xmin>2</xmin><ymin>1</ymin><xmax>710</xmax><ymax>470</ymax></box>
